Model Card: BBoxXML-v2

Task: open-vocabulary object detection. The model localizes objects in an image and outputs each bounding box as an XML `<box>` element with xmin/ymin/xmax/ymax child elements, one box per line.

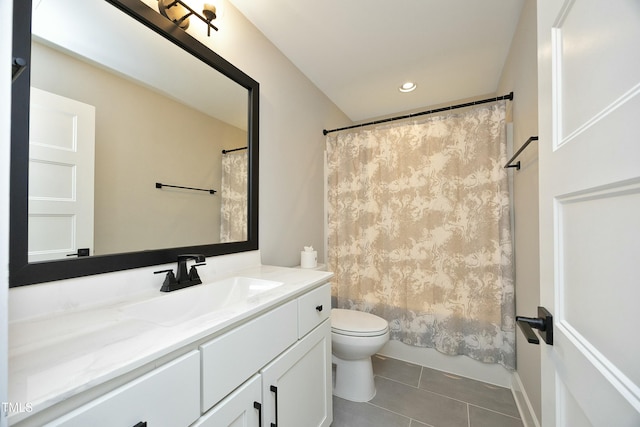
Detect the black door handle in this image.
<box><xmin>516</xmin><ymin>306</ymin><xmax>553</xmax><ymax>345</ymax></box>
<box><xmin>66</xmin><ymin>248</ymin><xmax>90</xmax><ymax>257</ymax></box>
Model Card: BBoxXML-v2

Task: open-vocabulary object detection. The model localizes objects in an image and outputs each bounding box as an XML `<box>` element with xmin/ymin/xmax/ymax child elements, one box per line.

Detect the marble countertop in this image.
<box><xmin>8</xmin><ymin>264</ymin><xmax>333</xmax><ymax>423</ymax></box>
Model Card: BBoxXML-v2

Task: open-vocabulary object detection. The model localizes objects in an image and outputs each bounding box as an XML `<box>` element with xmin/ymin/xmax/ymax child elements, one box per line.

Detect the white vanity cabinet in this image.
<box><xmin>261</xmin><ymin>320</ymin><xmax>332</xmax><ymax>427</ymax></box>
<box><xmin>200</xmin><ymin>282</ymin><xmax>332</xmax><ymax>427</ymax></box>
<box><xmin>258</xmin><ymin>282</ymin><xmax>332</xmax><ymax>427</ymax></box>
<box><xmin>20</xmin><ymin>279</ymin><xmax>332</xmax><ymax>427</ymax></box>
<box><xmin>199</xmin><ymin>300</ymin><xmax>298</xmax><ymax>413</ymax></box>
<box><xmin>46</xmin><ymin>350</ymin><xmax>200</xmax><ymax>427</ymax></box>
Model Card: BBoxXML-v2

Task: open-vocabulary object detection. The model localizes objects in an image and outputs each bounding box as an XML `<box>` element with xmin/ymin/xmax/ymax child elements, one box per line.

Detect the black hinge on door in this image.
<box><xmin>516</xmin><ymin>306</ymin><xmax>553</xmax><ymax>345</ymax></box>
<box><xmin>12</xmin><ymin>57</ymin><xmax>27</xmax><ymax>83</ymax></box>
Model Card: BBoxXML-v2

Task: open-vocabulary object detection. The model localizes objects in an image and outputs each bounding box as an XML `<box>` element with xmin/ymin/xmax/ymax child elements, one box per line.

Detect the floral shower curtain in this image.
<box><xmin>326</xmin><ymin>101</ymin><xmax>515</xmax><ymax>369</ymax></box>
<box><xmin>220</xmin><ymin>150</ymin><xmax>248</xmax><ymax>243</ymax></box>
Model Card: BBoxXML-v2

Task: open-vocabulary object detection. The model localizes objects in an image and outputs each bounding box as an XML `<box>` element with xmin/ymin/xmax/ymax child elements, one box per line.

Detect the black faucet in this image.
<box><xmin>154</xmin><ymin>254</ymin><xmax>206</xmax><ymax>292</ymax></box>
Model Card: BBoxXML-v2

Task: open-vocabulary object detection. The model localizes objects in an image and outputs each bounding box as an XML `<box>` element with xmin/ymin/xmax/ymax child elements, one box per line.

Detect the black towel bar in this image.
<box><xmin>155</xmin><ymin>182</ymin><xmax>216</xmax><ymax>194</ymax></box>
<box><xmin>222</xmin><ymin>146</ymin><xmax>247</xmax><ymax>154</ymax></box>
<box><xmin>505</xmin><ymin>136</ymin><xmax>538</xmax><ymax>170</ymax></box>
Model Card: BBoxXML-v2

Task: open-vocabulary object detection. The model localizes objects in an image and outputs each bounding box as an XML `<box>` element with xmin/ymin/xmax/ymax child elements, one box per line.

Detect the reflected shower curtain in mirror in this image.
<box><xmin>326</xmin><ymin>101</ymin><xmax>515</xmax><ymax>369</ymax></box>
<box><xmin>220</xmin><ymin>150</ymin><xmax>248</xmax><ymax>242</ymax></box>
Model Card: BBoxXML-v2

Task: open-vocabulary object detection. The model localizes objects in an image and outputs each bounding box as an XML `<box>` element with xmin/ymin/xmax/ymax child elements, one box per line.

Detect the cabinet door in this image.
<box><xmin>261</xmin><ymin>320</ymin><xmax>332</xmax><ymax>427</ymax></box>
<box><xmin>194</xmin><ymin>375</ymin><xmax>262</xmax><ymax>427</ymax></box>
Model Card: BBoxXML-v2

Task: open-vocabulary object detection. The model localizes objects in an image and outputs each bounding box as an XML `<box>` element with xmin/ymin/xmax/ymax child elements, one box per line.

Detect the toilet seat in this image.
<box><xmin>331</xmin><ymin>308</ymin><xmax>389</xmax><ymax>337</ymax></box>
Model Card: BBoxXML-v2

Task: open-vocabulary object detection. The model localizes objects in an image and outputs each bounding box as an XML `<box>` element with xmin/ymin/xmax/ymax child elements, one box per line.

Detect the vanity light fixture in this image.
<box><xmin>399</xmin><ymin>81</ymin><xmax>417</xmax><ymax>93</ymax></box>
<box><xmin>158</xmin><ymin>0</ymin><xmax>219</xmax><ymax>36</ymax></box>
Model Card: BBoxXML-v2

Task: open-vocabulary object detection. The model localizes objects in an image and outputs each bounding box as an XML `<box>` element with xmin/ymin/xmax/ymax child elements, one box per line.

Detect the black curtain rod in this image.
<box><xmin>222</xmin><ymin>146</ymin><xmax>248</xmax><ymax>154</ymax></box>
<box><xmin>323</xmin><ymin>92</ymin><xmax>514</xmax><ymax>135</ymax></box>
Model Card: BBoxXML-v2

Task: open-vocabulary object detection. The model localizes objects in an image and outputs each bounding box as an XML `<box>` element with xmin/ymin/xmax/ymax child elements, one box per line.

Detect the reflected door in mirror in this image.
<box><xmin>28</xmin><ymin>88</ymin><xmax>95</xmax><ymax>262</ymax></box>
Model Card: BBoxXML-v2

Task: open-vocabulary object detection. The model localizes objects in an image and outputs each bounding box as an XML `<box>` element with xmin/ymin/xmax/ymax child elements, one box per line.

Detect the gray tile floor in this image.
<box><xmin>332</xmin><ymin>355</ymin><xmax>524</xmax><ymax>427</ymax></box>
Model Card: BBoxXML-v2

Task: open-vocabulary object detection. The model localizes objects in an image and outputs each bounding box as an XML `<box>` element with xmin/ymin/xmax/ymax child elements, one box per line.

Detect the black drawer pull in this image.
<box><xmin>316</xmin><ymin>305</ymin><xmax>323</xmax><ymax>312</ymax></box>
<box><xmin>270</xmin><ymin>385</ymin><xmax>278</xmax><ymax>427</ymax></box>
<box><xmin>254</xmin><ymin>401</ymin><xmax>262</xmax><ymax>427</ymax></box>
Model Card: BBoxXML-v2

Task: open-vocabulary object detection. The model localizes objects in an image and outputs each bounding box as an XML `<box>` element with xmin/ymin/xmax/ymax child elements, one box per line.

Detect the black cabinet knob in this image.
<box><xmin>316</xmin><ymin>305</ymin><xmax>323</xmax><ymax>312</ymax></box>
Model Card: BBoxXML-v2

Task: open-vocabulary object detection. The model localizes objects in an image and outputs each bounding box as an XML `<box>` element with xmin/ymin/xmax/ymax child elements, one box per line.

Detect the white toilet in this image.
<box><xmin>331</xmin><ymin>308</ymin><xmax>390</xmax><ymax>402</ymax></box>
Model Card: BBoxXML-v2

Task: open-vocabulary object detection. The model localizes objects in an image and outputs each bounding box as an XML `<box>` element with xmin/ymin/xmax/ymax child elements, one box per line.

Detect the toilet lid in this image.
<box><xmin>331</xmin><ymin>308</ymin><xmax>389</xmax><ymax>337</ymax></box>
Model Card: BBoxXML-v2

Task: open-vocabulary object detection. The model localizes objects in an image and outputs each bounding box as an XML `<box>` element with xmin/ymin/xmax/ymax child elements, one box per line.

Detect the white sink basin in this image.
<box><xmin>121</xmin><ymin>276</ymin><xmax>284</xmax><ymax>326</ymax></box>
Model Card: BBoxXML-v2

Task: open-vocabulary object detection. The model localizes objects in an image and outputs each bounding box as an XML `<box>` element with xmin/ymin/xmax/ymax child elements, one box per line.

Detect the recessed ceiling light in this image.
<box><xmin>399</xmin><ymin>82</ymin><xmax>417</xmax><ymax>93</ymax></box>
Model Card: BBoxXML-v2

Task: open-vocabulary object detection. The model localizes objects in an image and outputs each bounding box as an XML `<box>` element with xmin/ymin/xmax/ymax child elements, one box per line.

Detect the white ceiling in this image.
<box><xmin>228</xmin><ymin>0</ymin><xmax>525</xmax><ymax>122</ymax></box>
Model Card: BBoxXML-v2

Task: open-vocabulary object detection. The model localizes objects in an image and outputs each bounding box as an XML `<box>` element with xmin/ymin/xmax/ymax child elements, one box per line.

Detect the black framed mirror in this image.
<box><xmin>10</xmin><ymin>0</ymin><xmax>259</xmax><ymax>287</ymax></box>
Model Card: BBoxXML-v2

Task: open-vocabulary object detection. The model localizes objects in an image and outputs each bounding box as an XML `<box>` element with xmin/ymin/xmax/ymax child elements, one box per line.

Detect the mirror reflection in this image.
<box><xmin>29</xmin><ymin>0</ymin><xmax>249</xmax><ymax>262</ymax></box>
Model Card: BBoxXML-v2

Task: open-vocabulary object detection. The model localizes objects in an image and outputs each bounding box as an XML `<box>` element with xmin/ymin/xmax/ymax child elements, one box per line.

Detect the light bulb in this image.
<box><xmin>203</xmin><ymin>3</ymin><xmax>216</xmax><ymax>21</ymax></box>
<box><xmin>399</xmin><ymin>82</ymin><xmax>417</xmax><ymax>93</ymax></box>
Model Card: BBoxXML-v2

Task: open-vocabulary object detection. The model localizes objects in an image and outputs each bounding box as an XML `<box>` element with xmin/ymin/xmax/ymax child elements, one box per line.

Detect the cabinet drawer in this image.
<box><xmin>49</xmin><ymin>351</ymin><xmax>200</xmax><ymax>427</ymax></box>
<box><xmin>200</xmin><ymin>300</ymin><xmax>297</xmax><ymax>412</ymax></box>
<box><xmin>298</xmin><ymin>283</ymin><xmax>331</xmax><ymax>338</ymax></box>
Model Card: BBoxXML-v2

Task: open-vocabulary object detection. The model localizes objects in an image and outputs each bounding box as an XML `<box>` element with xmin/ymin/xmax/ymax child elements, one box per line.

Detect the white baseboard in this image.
<box><xmin>511</xmin><ymin>371</ymin><xmax>541</xmax><ymax>427</ymax></box>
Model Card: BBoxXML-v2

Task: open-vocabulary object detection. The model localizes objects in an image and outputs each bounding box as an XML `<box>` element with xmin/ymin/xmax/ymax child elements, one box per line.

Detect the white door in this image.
<box><xmin>28</xmin><ymin>87</ymin><xmax>95</xmax><ymax>262</ymax></box>
<box><xmin>538</xmin><ymin>0</ymin><xmax>640</xmax><ymax>426</ymax></box>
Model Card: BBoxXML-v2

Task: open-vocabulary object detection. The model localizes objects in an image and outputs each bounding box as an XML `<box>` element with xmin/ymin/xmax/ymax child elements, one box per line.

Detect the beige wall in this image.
<box><xmin>31</xmin><ymin>42</ymin><xmax>247</xmax><ymax>254</ymax></box>
<box><xmin>497</xmin><ymin>0</ymin><xmax>541</xmax><ymax>422</ymax></box>
<box><xmin>11</xmin><ymin>0</ymin><xmax>349</xmax><ymax>271</ymax></box>
<box><xmin>144</xmin><ymin>0</ymin><xmax>352</xmax><ymax>266</ymax></box>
